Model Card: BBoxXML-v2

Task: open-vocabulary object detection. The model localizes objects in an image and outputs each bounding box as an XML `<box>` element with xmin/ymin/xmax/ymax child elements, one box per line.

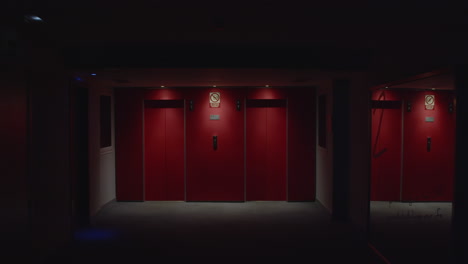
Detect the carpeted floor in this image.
<box><xmin>370</xmin><ymin>201</ymin><xmax>453</xmax><ymax>264</ymax></box>
<box><xmin>45</xmin><ymin>201</ymin><xmax>387</xmax><ymax>263</ymax></box>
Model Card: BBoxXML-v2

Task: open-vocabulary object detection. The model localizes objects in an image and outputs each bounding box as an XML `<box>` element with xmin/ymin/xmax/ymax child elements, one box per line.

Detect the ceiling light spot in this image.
<box><xmin>25</xmin><ymin>15</ymin><xmax>43</xmax><ymax>22</ymax></box>
<box><xmin>90</xmin><ymin>73</ymin><xmax>97</xmax><ymax>76</ymax></box>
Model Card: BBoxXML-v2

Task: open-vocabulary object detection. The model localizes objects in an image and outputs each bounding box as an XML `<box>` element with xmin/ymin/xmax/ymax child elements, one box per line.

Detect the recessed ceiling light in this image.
<box><xmin>90</xmin><ymin>73</ymin><xmax>97</xmax><ymax>76</ymax></box>
<box><xmin>25</xmin><ymin>15</ymin><xmax>43</xmax><ymax>22</ymax></box>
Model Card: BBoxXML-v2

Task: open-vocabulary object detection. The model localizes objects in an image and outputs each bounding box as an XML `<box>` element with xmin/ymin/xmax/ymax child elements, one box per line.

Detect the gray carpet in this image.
<box><xmin>370</xmin><ymin>201</ymin><xmax>453</xmax><ymax>264</ymax></box>
<box><xmin>45</xmin><ymin>201</ymin><xmax>385</xmax><ymax>263</ymax></box>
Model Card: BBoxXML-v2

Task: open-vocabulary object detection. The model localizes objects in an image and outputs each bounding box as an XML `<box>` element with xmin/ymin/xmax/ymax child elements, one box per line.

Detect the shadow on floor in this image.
<box><xmin>370</xmin><ymin>201</ymin><xmax>453</xmax><ymax>264</ymax></box>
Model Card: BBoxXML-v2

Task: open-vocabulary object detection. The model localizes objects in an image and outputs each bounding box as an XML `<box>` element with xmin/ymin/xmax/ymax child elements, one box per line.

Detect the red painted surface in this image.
<box><xmin>246</xmin><ymin>103</ymin><xmax>267</xmax><ymax>200</ymax></box>
<box><xmin>145</xmin><ymin>106</ymin><xmax>165</xmax><ymax>200</ymax></box>
<box><xmin>116</xmin><ymin>87</ymin><xmax>317</xmax><ymax>201</ymax></box>
<box><xmin>186</xmin><ymin>88</ymin><xmax>245</xmax><ymax>201</ymax></box>
<box><xmin>247</xmin><ymin>87</ymin><xmax>316</xmax><ymax>201</ymax></box>
<box><xmin>115</xmin><ymin>89</ymin><xmax>144</xmax><ymax>201</ymax></box>
<box><xmin>144</xmin><ymin>88</ymin><xmax>185</xmax><ymax>101</ymax></box>
<box><xmin>144</xmin><ymin>101</ymin><xmax>184</xmax><ymax>201</ymax></box>
<box><xmin>246</xmin><ymin>99</ymin><xmax>287</xmax><ymax>200</ymax></box>
<box><xmin>371</xmin><ymin>90</ymin><xmax>402</xmax><ymax>201</ymax></box>
<box><xmin>288</xmin><ymin>88</ymin><xmax>316</xmax><ymax>201</ymax></box>
<box><xmin>165</xmin><ymin>106</ymin><xmax>185</xmax><ymax>200</ymax></box>
<box><xmin>370</xmin><ymin>90</ymin><xmax>455</xmax><ymax>201</ymax></box>
<box><xmin>247</xmin><ymin>88</ymin><xmax>287</xmax><ymax>99</ymax></box>
<box><xmin>402</xmin><ymin>91</ymin><xmax>455</xmax><ymax>201</ymax></box>
<box><xmin>115</xmin><ymin>89</ymin><xmax>185</xmax><ymax>201</ymax></box>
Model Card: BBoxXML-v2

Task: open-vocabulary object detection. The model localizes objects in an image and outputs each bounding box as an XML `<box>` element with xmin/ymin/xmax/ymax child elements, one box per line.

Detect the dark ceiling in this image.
<box><xmin>17</xmin><ymin>1</ymin><xmax>467</xmax><ymax>44</ymax></box>
<box><xmin>389</xmin><ymin>73</ymin><xmax>454</xmax><ymax>90</ymax></box>
<box><xmin>6</xmin><ymin>1</ymin><xmax>468</xmax><ymax>79</ymax></box>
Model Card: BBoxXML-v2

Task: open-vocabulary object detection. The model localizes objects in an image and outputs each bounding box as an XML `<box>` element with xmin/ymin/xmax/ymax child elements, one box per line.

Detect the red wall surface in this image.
<box><xmin>371</xmin><ymin>90</ymin><xmax>403</xmax><ymax>201</ymax></box>
<box><xmin>186</xmin><ymin>88</ymin><xmax>245</xmax><ymax>201</ymax></box>
<box><xmin>115</xmin><ymin>87</ymin><xmax>316</xmax><ymax>202</ymax></box>
<box><xmin>144</xmin><ymin>100</ymin><xmax>184</xmax><ymax>201</ymax></box>
<box><xmin>245</xmin><ymin>88</ymin><xmax>316</xmax><ymax>201</ymax></box>
<box><xmin>402</xmin><ymin>91</ymin><xmax>455</xmax><ymax>201</ymax></box>
<box><xmin>371</xmin><ymin>90</ymin><xmax>455</xmax><ymax>201</ymax></box>
<box><xmin>115</xmin><ymin>89</ymin><xmax>144</xmax><ymax>201</ymax></box>
<box><xmin>288</xmin><ymin>88</ymin><xmax>316</xmax><ymax>201</ymax></box>
<box><xmin>246</xmin><ymin>99</ymin><xmax>287</xmax><ymax>200</ymax></box>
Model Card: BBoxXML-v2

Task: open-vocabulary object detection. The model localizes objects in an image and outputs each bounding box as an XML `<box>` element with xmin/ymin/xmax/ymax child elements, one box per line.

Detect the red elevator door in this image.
<box><xmin>402</xmin><ymin>91</ymin><xmax>455</xmax><ymax>201</ymax></box>
<box><xmin>186</xmin><ymin>89</ymin><xmax>244</xmax><ymax>201</ymax></box>
<box><xmin>371</xmin><ymin>91</ymin><xmax>402</xmax><ymax>201</ymax></box>
<box><xmin>144</xmin><ymin>100</ymin><xmax>184</xmax><ymax>201</ymax></box>
<box><xmin>246</xmin><ymin>99</ymin><xmax>287</xmax><ymax>201</ymax></box>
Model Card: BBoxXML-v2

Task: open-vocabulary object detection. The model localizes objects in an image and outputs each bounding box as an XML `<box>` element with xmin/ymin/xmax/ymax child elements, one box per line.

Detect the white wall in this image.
<box><xmin>315</xmin><ymin>74</ymin><xmax>371</xmax><ymax>232</ymax></box>
<box><xmin>316</xmin><ymin>79</ymin><xmax>334</xmax><ymax>213</ymax></box>
<box><xmin>89</xmin><ymin>84</ymin><xmax>116</xmax><ymax>216</ymax></box>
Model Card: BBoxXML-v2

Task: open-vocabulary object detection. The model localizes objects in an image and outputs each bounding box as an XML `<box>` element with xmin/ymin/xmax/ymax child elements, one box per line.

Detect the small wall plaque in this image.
<box><xmin>210</xmin><ymin>114</ymin><xmax>220</xmax><ymax>120</ymax></box>
<box><xmin>425</xmin><ymin>117</ymin><xmax>434</xmax><ymax>122</ymax></box>
<box><xmin>425</xmin><ymin>95</ymin><xmax>435</xmax><ymax>110</ymax></box>
<box><xmin>210</xmin><ymin>92</ymin><xmax>220</xmax><ymax>108</ymax></box>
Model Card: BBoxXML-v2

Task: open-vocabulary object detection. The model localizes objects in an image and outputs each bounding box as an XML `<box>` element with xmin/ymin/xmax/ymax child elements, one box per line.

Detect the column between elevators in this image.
<box><xmin>400</xmin><ymin>95</ymin><xmax>405</xmax><ymax>201</ymax></box>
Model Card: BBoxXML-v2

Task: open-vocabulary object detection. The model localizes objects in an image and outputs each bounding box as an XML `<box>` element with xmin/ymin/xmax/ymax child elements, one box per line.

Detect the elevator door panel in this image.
<box><xmin>370</xmin><ymin>91</ymin><xmax>402</xmax><ymax>201</ymax></box>
<box><xmin>186</xmin><ymin>89</ymin><xmax>244</xmax><ymax>201</ymax></box>
<box><xmin>144</xmin><ymin>100</ymin><xmax>184</xmax><ymax>201</ymax></box>
<box><xmin>402</xmin><ymin>91</ymin><xmax>455</xmax><ymax>201</ymax></box>
<box><xmin>246</xmin><ymin>100</ymin><xmax>287</xmax><ymax>201</ymax></box>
